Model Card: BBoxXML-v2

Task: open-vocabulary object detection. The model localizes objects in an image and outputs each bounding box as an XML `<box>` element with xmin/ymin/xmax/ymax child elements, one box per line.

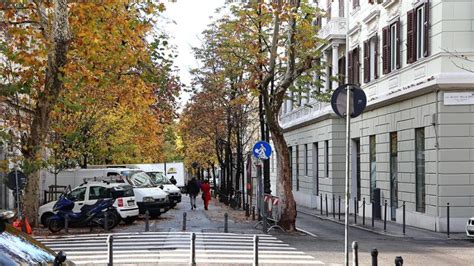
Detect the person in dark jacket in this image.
<box><xmin>169</xmin><ymin>176</ymin><xmax>177</xmax><ymax>185</ymax></box>
<box><xmin>186</xmin><ymin>177</ymin><xmax>200</xmax><ymax>210</ymax></box>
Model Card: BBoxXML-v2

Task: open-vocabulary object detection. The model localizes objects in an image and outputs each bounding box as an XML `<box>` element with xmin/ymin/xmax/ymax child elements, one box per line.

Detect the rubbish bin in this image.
<box><xmin>373</xmin><ymin>188</ymin><xmax>381</xmax><ymax>219</ymax></box>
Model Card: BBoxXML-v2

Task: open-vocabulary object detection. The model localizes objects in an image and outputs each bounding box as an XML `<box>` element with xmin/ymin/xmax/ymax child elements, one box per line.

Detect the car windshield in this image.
<box><xmin>121</xmin><ymin>171</ymin><xmax>155</xmax><ymax>187</ymax></box>
<box><xmin>0</xmin><ymin>224</ymin><xmax>55</xmax><ymax>264</ymax></box>
<box><xmin>147</xmin><ymin>172</ymin><xmax>172</xmax><ymax>185</ymax></box>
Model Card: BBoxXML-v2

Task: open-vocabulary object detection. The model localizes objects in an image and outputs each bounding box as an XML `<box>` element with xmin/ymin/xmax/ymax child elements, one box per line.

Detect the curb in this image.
<box><xmin>298</xmin><ymin>210</ymin><xmax>407</xmax><ymax>238</ymax></box>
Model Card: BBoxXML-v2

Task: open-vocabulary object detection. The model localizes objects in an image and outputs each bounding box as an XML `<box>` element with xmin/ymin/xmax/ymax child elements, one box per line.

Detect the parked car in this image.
<box><xmin>466</xmin><ymin>217</ymin><xmax>474</xmax><ymax>238</ymax></box>
<box><xmin>1</xmin><ymin>210</ymin><xmax>67</xmax><ymax>265</ymax></box>
<box><xmin>146</xmin><ymin>171</ymin><xmax>182</xmax><ymax>207</ymax></box>
<box><xmin>39</xmin><ymin>181</ymin><xmax>139</xmax><ymax>227</ymax></box>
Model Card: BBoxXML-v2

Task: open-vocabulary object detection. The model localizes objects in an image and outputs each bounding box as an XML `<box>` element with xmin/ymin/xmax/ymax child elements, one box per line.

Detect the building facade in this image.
<box><xmin>278</xmin><ymin>0</ymin><xmax>474</xmax><ymax>232</ymax></box>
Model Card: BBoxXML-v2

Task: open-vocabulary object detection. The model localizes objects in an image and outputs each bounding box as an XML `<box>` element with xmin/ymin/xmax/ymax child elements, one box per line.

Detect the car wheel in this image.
<box><xmin>41</xmin><ymin>212</ymin><xmax>54</xmax><ymax>228</ymax></box>
<box><xmin>123</xmin><ymin>216</ymin><xmax>137</xmax><ymax>225</ymax></box>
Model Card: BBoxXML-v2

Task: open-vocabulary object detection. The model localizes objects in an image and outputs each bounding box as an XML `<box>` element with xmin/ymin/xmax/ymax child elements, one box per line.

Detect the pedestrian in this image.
<box><xmin>201</xmin><ymin>180</ymin><xmax>211</xmax><ymax>210</ymax></box>
<box><xmin>169</xmin><ymin>175</ymin><xmax>177</xmax><ymax>185</ymax></box>
<box><xmin>186</xmin><ymin>177</ymin><xmax>200</xmax><ymax>210</ymax></box>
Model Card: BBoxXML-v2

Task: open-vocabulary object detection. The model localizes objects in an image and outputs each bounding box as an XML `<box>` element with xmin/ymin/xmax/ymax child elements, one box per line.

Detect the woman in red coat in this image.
<box><xmin>201</xmin><ymin>180</ymin><xmax>212</xmax><ymax>210</ymax></box>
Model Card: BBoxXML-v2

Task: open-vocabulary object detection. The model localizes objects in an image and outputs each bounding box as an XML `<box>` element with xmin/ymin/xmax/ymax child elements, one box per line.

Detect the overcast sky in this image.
<box><xmin>162</xmin><ymin>0</ymin><xmax>227</xmax><ymax>107</ymax></box>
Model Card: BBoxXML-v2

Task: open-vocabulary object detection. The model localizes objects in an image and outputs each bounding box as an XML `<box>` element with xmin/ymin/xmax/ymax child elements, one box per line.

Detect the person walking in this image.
<box><xmin>201</xmin><ymin>180</ymin><xmax>211</xmax><ymax>210</ymax></box>
<box><xmin>187</xmin><ymin>177</ymin><xmax>200</xmax><ymax>210</ymax></box>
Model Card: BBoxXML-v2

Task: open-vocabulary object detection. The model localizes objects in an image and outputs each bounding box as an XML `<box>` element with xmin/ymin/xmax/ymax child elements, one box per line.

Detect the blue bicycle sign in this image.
<box><xmin>253</xmin><ymin>141</ymin><xmax>272</xmax><ymax>160</ymax></box>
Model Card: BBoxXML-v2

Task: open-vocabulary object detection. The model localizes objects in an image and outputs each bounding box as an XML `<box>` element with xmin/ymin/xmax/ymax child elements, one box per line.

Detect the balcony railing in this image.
<box><xmin>318</xmin><ymin>17</ymin><xmax>347</xmax><ymax>40</ymax></box>
<box><xmin>279</xmin><ymin>101</ymin><xmax>332</xmax><ymax>129</ymax></box>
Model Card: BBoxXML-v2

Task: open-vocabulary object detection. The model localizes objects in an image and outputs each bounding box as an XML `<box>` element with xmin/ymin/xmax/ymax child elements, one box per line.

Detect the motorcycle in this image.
<box><xmin>48</xmin><ymin>192</ymin><xmax>118</xmax><ymax>233</ymax></box>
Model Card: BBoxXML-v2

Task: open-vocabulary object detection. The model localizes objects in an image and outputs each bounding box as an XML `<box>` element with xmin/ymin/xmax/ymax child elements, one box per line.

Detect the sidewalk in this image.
<box><xmin>297</xmin><ymin>205</ymin><xmax>466</xmax><ymax>240</ymax></box>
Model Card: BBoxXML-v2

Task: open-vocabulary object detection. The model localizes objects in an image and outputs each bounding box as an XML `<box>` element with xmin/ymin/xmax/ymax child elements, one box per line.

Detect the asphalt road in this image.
<box><xmin>282</xmin><ymin>211</ymin><xmax>474</xmax><ymax>265</ymax></box>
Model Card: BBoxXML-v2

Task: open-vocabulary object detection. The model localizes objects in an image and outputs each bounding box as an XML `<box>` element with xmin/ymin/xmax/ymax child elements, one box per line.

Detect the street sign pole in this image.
<box><xmin>260</xmin><ymin>159</ymin><xmax>267</xmax><ymax>233</ymax></box>
<box><xmin>252</xmin><ymin>140</ymin><xmax>272</xmax><ymax>234</ymax></box>
<box><xmin>344</xmin><ymin>87</ymin><xmax>351</xmax><ymax>266</ymax></box>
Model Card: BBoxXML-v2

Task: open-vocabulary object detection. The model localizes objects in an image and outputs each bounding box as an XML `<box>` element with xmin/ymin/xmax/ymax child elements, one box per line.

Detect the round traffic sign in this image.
<box><xmin>6</xmin><ymin>170</ymin><xmax>27</xmax><ymax>190</ymax></box>
<box><xmin>331</xmin><ymin>84</ymin><xmax>367</xmax><ymax>118</ymax></box>
<box><xmin>253</xmin><ymin>141</ymin><xmax>272</xmax><ymax>160</ymax></box>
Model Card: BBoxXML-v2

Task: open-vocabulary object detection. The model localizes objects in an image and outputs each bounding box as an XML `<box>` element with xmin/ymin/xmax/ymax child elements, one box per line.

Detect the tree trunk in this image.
<box><xmin>23</xmin><ymin>0</ymin><xmax>70</xmax><ymax>227</ymax></box>
<box><xmin>271</xmin><ymin>126</ymin><xmax>296</xmax><ymax>231</ymax></box>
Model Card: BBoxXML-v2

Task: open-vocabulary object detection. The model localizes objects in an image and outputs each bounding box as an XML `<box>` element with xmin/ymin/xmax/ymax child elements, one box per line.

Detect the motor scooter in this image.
<box><xmin>48</xmin><ymin>195</ymin><xmax>118</xmax><ymax>233</ymax></box>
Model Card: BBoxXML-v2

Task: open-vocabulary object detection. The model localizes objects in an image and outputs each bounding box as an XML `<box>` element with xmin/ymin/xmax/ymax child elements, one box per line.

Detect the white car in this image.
<box><xmin>467</xmin><ymin>217</ymin><xmax>474</xmax><ymax>238</ymax></box>
<box><xmin>146</xmin><ymin>171</ymin><xmax>182</xmax><ymax>207</ymax></box>
<box><xmin>39</xmin><ymin>181</ymin><xmax>139</xmax><ymax>227</ymax></box>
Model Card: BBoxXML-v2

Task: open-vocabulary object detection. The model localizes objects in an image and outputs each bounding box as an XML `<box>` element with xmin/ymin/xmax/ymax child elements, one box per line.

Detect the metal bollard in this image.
<box><xmin>145</xmin><ymin>210</ymin><xmax>150</xmax><ymax>232</ymax></box>
<box><xmin>352</xmin><ymin>241</ymin><xmax>359</xmax><ymax>266</ymax></box>
<box><xmin>372</xmin><ymin>201</ymin><xmax>375</xmax><ymax>227</ymax></box>
<box><xmin>402</xmin><ymin>201</ymin><xmax>406</xmax><ymax>235</ymax></box>
<box><xmin>338</xmin><ymin>196</ymin><xmax>341</xmax><ymax>221</ymax></box>
<box><xmin>395</xmin><ymin>256</ymin><xmax>403</xmax><ymax>266</ymax></box>
<box><xmin>182</xmin><ymin>212</ymin><xmax>187</xmax><ymax>231</ymax></box>
<box><xmin>332</xmin><ymin>195</ymin><xmax>335</xmax><ymax>219</ymax></box>
<box><xmin>107</xmin><ymin>234</ymin><xmax>113</xmax><ymax>266</ymax></box>
<box><xmin>354</xmin><ymin>197</ymin><xmax>357</xmax><ymax>224</ymax></box>
<box><xmin>363</xmin><ymin>198</ymin><xmax>366</xmax><ymax>226</ymax></box>
<box><xmin>447</xmin><ymin>202</ymin><xmax>450</xmax><ymax>238</ymax></box>
<box><xmin>246</xmin><ymin>203</ymin><xmax>250</xmax><ymax>217</ymax></box>
<box><xmin>65</xmin><ymin>214</ymin><xmax>69</xmax><ymax>234</ymax></box>
<box><xmin>224</xmin><ymin>213</ymin><xmax>228</xmax><ymax>233</ymax></box>
<box><xmin>325</xmin><ymin>194</ymin><xmax>328</xmax><ymax>217</ymax></box>
<box><xmin>104</xmin><ymin>211</ymin><xmax>109</xmax><ymax>232</ymax></box>
<box><xmin>252</xmin><ymin>206</ymin><xmax>256</xmax><ymax>220</ymax></box>
<box><xmin>190</xmin><ymin>232</ymin><xmax>196</xmax><ymax>266</ymax></box>
<box><xmin>253</xmin><ymin>235</ymin><xmax>259</xmax><ymax>266</ymax></box>
<box><xmin>371</xmin><ymin>248</ymin><xmax>378</xmax><ymax>266</ymax></box>
<box><xmin>320</xmin><ymin>194</ymin><xmax>323</xmax><ymax>215</ymax></box>
<box><xmin>384</xmin><ymin>200</ymin><xmax>387</xmax><ymax>232</ymax></box>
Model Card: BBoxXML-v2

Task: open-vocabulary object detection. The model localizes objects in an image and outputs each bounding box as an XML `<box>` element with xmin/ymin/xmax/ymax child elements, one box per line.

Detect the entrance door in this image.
<box><xmin>390</xmin><ymin>132</ymin><xmax>398</xmax><ymax>221</ymax></box>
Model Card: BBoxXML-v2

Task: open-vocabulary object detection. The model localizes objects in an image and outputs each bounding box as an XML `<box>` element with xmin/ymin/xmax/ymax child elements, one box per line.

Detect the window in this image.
<box><xmin>89</xmin><ymin>186</ymin><xmax>111</xmax><ymax>200</ymax></box>
<box><xmin>382</xmin><ymin>19</ymin><xmax>400</xmax><ymax>74</ymax></box>
<box><xmin>296</xmin><ymin>145</ymin><xmax>300</xmax><ymax>191</ymax></box>
<box><xmin>363</xmin><ymin>35</ymin><xmax>379</xmax><ymax>83</ymax></box>
<box><xmin>338</xmin><ymin>56</ymin><xmax>346</xmax><ymax>83</ymax></box>
<box><xmin>348</xmin><ymin>47</ymin><xmax>360</xmax><ymax>85</ymax></box>
<box><xmin>325</xmin><ymin>140</ymin><xmax>329</xmax><ymax>177</ymax></box>
<box><xmin>354</xmin><ymin>138</ymin><xmax>361</xmax><ymax>201</ymax></box>
<box><xmin>339</xmin><ymin>0</ymin><xmax>344</xmax><ymax>17</ymax></box>
<box><xmin>288</xmin><ymin>146</ymin><xmax>293</xmax><ymax>189</ymax></box>
<box><xmin>67</xmin><ymin>187</ymin><xmax>86</xmax><ymax>202</ymax></box>
<box><xmin>390</xmin><ymin>132</ymin><xmax>398</xmax><ymax>221</ymax></box>
<box><xmin>415</xmin><ymin>128</ymin><xmax>425</xmax><ymax>213</ymax></box>
<box><xmin>407</xmin><ymin>2</ymin><xmax>429</xmax><ymax>63</ymax></box>
<box><xmin>313</xmin><ymin>142</ymin><xmax>319</xmax><ymax>195</ymax></box>
<box><xmin>369</xmin><ymin>135</ymin><xmax>376</xmax><ymax>201</ymax></box>
<box><xmin>353</xmin><ymin>0</ymin><xmax>360</xmax><ymax>9</ymax></box>
<box><xmin>304</xmin><ymin>144</ymin><xmax>308</xmax><ymax>176</ymax></box>
<box><xmin>327</xmin><ymin>0</ymin><xmax>331</xmax><ymax>21</ymax></box>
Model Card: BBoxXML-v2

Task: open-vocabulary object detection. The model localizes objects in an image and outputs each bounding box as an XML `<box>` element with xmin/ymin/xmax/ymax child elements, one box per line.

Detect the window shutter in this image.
<box><xmin>382</xmin><ymin>26</ymin><xmax>390</xmax><ymax>74</ymax></box>
<box><xmin>373</xmin><ymin>34</ymin><xmax>379</xmax><ymax>79</ymax></box>
<box><xmin>327</xmin><ymin>1</ymin><xmax>331</xmax><ymax>21</ymax></box>
<box><xmin>338</xmin><ymin>56</ymin><xmax>346</xmax><ymax>84</ymax></box>
<box><xmin>407</xmin><ymin>9</ymin><xmax>416</xmax><ymax>64</ymax></box>
<box><xmin>348</xmin><ymin>51</ymin><xmax>353</xmax><ymax>84</ymax></box>
<box><xmin>396</xmin><ymin>19</ymin><xmax>401</xmax><ymax>69</ymax></box>
<box><xmin>363</xmin><ymin>41</ymin><xmax>370</xmax><ymax>83</ymax></box>
<box><xmin>423</xmin><ymin>1</ymin><xmax>430</xmax><ymax>57</ymax></box>
<box><xmin>353</xmin><ymin>47</ymin><xmax>360</xmax><ymax>85</ymax></box>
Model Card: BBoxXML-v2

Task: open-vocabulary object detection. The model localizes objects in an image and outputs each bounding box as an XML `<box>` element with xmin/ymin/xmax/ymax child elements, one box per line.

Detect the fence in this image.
<box><xmin>43</xmin><ymin>185</ymin><xmax>67</xmax><ymax>204</ymax></box>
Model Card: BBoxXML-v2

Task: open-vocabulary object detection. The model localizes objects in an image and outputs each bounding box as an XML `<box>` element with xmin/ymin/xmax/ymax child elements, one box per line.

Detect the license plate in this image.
<box><xmin>128</xmin><ymin>200</ymin><xmax>135</xmax><ymax>206</ymax></box>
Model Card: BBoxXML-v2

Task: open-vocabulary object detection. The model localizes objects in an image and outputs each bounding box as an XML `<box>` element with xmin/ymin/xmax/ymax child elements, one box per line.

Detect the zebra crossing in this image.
<box><xmin>36</xmin><ymin>232</ymin><xmax>323</xmax><ymax>265</ymax></box>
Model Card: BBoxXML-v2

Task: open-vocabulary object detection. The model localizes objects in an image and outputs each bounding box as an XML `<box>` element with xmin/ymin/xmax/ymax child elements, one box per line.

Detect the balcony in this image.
<box><xmin>279</xmin><ymin>101</ymin><xmax>332</xmax><ymax>130</ymax></box>
<box><xmin>318</xmin><ymin>17</ymin><xmax>347</xmax><ymax>41</ymax></box>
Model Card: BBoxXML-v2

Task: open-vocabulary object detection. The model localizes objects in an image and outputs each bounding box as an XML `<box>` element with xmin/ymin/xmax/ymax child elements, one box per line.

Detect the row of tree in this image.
<box><xmin>179</xmin><ymin>0</ymin><xmax>329</xmax><ymax>231</ymax></box>
<box><xmin>0</xmin><ymin>1</ymin><xmax>180</xmax><ymax>225</ymax></box>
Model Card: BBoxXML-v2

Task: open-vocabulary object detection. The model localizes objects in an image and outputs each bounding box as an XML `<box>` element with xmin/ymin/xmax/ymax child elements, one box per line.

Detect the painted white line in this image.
<box><xmin>296</xmin><ymin>227</ymin><xmax>318</xmax><ymax>238</ymax></box>
<box><xmin>67</xmin><ymin>254</ymin><xmax>315</xmax><ymax>260</ymax></box>
<box><xmin>43</xmin><ymin>241</ymin><xmax>288</xmax><ymax>248</ymax></box>
<box><xmin>46</xmin><ymin>245</ymin><xmax>297</xmax><ymax>251</ymax></box>
<box><xmin>69</xmin><ymin>258</ymin><xmax>322</xmax><ymax>265</ymax></box>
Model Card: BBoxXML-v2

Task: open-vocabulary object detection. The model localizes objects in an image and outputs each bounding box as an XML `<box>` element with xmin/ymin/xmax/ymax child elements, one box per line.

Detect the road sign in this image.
<box><xmin>253</xmin><ymin>141</ymin><xmax>272</xmax><ymax>160</ymax></box>
<box><xmin>6</xmin><ymin>170</ymin><xmax>27</xmax><ymax>190</ymax></box>
<box><xmin>331</xmin><ymin>84</ymin><xmax>367</xmax><ymax>118</ymax></box>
